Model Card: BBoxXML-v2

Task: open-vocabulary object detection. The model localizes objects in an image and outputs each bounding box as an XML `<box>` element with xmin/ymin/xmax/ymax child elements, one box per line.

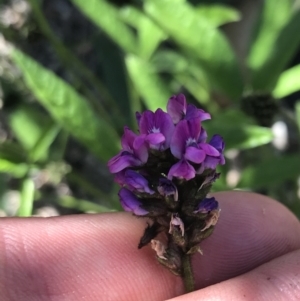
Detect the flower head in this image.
<box><xmin>108</xmin><ymin>94</ymin><xmax>225</xmax><ymax>279</ymax></box>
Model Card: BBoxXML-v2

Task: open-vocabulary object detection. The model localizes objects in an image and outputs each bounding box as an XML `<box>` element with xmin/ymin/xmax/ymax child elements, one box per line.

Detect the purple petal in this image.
<box><xmin>154</xmin><ymin>109</ymin><xmax>175</xmax><ymax>149</ymax></box>
<box><xmin>168</xmin><ymin>159</ymin><xmax>196</xmax><ymax>180</ymax></box>
<box><xmin>209</xmin><ymin>135</ymin><xmax>225</xmax><ymax>153</ymax></box>
<box><xmin>170</xmin><ymin>120</ymin><xmax>190</xmax><ymax>159</ymax></box>
<box><xmin>198</xmin><ymin>143</ymin><xmax>220</xmax><ymax>157</ymax></box>
<box><xmin>139</xmin><ymin>110</ymin><xmax>155</xmax><ymax>134</ymax></box>
<box><xmin>108</xmin><ymin>152</ymin><xmax>141</xmax><ymax>173</ymax></box>
<box><xmin>198</xmin><ymin>127</ymin><xmax>207</xmax><ymax>143</ymax></box>
<box><xmin>121</xmin><ymin>127</ymin><xmax>136</xmax><ymax>151</ymax></box>
<box><xmin>118</xmin><ymin>188</ymin><xmax>148</xmax><ymax>216</ymax></box>
<box><xmin>195</xmin><ymin>197</ymin><xmax>219</xmax><ymax>213</ymax></box>
<box><xmin>124</xmin><ymin>170</ymin><xmax>154</xmax><ymax>194</ymax></box>
<box><xmin>133</xmin><ymin>135</ymin><xmax>148</xmax><ymax>163</ymax></box>
<box><xmin>114</xmin><ymin>171</ymin><xmax>126</xmax><ymax>186</ymax></box>
<box><xmin>167</xmin><ymin>94</ymin><xmax>187</xmax><ymax>124</ymax></box>
<box><xmin>186</xmin><ymin>104</ymin><xmax>211</xmax><ymax>121</ymax></box>
<box><xmin>187</xmin><ymin>118</ymin><xmax>201</xmax><ymax>141</ymax></box>
<box><xmin>220</xmin><ymin>154</ymin><xmax>226</xmax><ymax>165</ymax></box>
<box><xmin>146</xmin><ymin>132</ymin><xmax>165</xmax><ymax>146</ymax></box>
<box><xmin>184</xmin><ymin>146</ymin><xmax>206</xmax><ymax>163</ymax></box>
<box><xmin>198</xmin><ymin>156</ymin><xmax>220</xmax><ymax>174</ymax></box>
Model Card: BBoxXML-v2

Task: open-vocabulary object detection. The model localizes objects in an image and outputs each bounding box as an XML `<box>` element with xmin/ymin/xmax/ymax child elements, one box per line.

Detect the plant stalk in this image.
<box><xmin>182</xmin><ymin>254</ymin><xmax>195</xmax><ymax>293</ymax></box>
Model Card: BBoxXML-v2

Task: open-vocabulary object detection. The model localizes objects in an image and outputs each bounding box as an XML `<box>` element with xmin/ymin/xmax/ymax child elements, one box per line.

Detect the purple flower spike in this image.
<box><xmin>158</xmin><ymin>178</ymin><xmax>178</xmax><ymax>201</ymax></box>
<box><xmin>195</xmin><ymin>197</ymin><xmax>219</xmax><ymax>214</ymax></box>
<box><xmin>139</xmin><ymin>109</ymin><xmax>175</xmax><ymax>150</ymax></box>
<box><xmin>124</xmin><ymin>170</ymin><xmax>154</xmax><ymax>194</ymax></box>
<box><xmin>118</xmin><ymin>188</ymin><xmax>149</xmax><ymax>216</ymax></box>
<box><xmin>167</xmin><ymin>94</ymin><xmax>211</xmax><ymax>124</ymax></box>
<box><xmin>108</xmin><ymin>127</ymin><xmax>148</xmax><ymax>173</ymax></box>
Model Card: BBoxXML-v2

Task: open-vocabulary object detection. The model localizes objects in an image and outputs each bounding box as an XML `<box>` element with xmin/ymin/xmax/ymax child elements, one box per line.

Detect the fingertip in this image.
<box><xmin>192</xmin><ymin>191</ymin><xmax>300</xmax><ymax>288</ymax></box>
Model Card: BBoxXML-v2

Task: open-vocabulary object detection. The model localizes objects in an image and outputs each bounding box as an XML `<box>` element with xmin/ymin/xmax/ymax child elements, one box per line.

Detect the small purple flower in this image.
<box><xmin>118</xmin><ymin>188</ymin><xmax>149</xmax><ymax>216</ymax></box>
<box><xmin>168</xmin><ymin>159</ymin><xmax>196</xmax><ymax>180</ymax></box>
<box><xmin>157</xmin><ymin>178</ymin><xmax>178</xmax><ymax>201</ymax></box>
<box><xmin>168</xmin><ymin>119</ymin><xmax>206</xmax><ymax>179</ymax></box>
<box><xmin>194</xmin><ymin>197</ymin><xmax>219</xmax><ymax>214</ymax></box>
<box><xmin>167</xmin><ymin>94</ymin><xmax>211</xmax><ymax>124</ymax></box>
<box><xmin>209</xmin><ymin>135</ymin><xmax>225</xmax><ymax>165</ymax></box>
<box><xmin>138</xmin><ymin>109</ymin><xmax>175</xmax><ymax>150</ymax></box>
<box><xmin>115</xmin><ymin>170</ymin><xmax>154</xmax><ymax>194</ymax></box>
<box><xmin>197</xmin><ymin>135</ymin><xmax>225</xmax><ymax>174</ymax></box>
<box><xmin>108</xmin><ymin>127</ymin><xmax>148</xmax><ymax>173</ymax></box>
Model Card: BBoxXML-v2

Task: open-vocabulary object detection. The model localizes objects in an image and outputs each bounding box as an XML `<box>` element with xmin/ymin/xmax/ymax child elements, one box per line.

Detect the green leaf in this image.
<box><xmin>195</xmin><ymin>4</ymin><xmax>241</xmax><ymax>27</ymax></box>
<box><xmin>70</xmin><ymin>0</ymin><xmax>137</xmax><ymax>53</ymax></box>
<box><xmin>144</xmin><ymin>0</ymin><xmax>243</xmax><ymax>100</ymax></box>
<box><xmin>12</xmin><ymin>49</ymin><xmax>119</xmax><ymax>161</ymax></box>
<box><xmin>29</xmin><ymin>123</ymin><xmax>61</xmax><ymax>162</ymax></box>
<box><xmin>120</xmin><ymin>6</ymin><xmax>167</xmax><ymax>59</ymax></box>
<box><xmin>126</xmin><ymin>54</ymin><xmax>171</xmax><ymax>111</ymax></box>
<box><xmin>205</xmin><ymin>110</ymin><xmax>273</xmax><ymax>150</ymax></box>
<box><xmin>250</xmin><ymin>8</ymin><xmax>300</xmax><ymax>90</ymax></box>
<box><xmin>248</xmin><ymin>0</ymin><xmax>292</xmax><ymax>72</ymax></box>
<box><xmin>9</xmin><ymin>104</ymin><xmax>60</xmax><ymax>162</ymax></box>
<box><xmin>0</xmin><ymin>159</ymin><xmax>29</xmax><ymax>178</ymax></box>
<box><xmin>273</xmin><ymin>64</ymin><xmax>300</xmax><ymax>98</ymax></box>
<box><xmin>0</xmin><ymin>141</ymin><xmax>27</xmax><ymax>164</ymax></box>
<box><xmin>18</xmin><ymin>178</ymin><xmax>35</xmax><ymax>216</ymax></box>
<box><xmin>238</xmin><ymin>154</ymin><xmax>300</xmax><ymax>189</ymax></box>
<box><xmin>151</xmin><ymin>50</ymin><xmax>189</xmax><ymax>73</ymax></box>
<box><xmin>9</xmin><ymin>104</ymin><xmax>52</xmax><ymax>153</ymax></box>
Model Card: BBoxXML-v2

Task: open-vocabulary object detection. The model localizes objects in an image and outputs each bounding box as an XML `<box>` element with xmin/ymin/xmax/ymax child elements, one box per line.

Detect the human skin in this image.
<box><xmin>0</xmin><ymin>191</ymin><xmax>300</xmax><ymax>301</ymax></box>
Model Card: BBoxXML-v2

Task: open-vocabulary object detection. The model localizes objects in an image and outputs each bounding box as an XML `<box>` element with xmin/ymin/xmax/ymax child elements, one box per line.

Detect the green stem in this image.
<box><xmin>182</xmin><ymin>254</ymin><xmax>195</xmax><ymax>293</ymax></box>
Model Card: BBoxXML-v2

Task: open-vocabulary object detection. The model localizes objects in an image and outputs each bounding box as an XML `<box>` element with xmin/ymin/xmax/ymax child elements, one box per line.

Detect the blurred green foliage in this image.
<box><xmin>0</xmin><ymin>0</ymin><xmax>299</xmax><ymax>217</ymax></box>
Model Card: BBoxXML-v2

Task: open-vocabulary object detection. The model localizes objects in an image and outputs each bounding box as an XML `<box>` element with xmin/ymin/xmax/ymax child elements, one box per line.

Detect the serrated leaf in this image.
<box><xmin>12</xmin><ymin>49</ymin><xmax>119</xmax><ymax>161</ymax></box>
<box><xmin>273</xmin><ymin>64</ymin><xmax>300</xmax><ymax>98</ymax></box>
<box><xmin>144</xmin><ymin>0</ymin><xmax>243</xmax><ymax>100</ymax></box>
<box><xmin>126</xmin><ymin>54</ymin><xmax>171</xmax><ymax>111</ymax></box>
<box><xmin>238</xmin><ymin>154</ymin><xmax>300</xmax><ymax>189</ymax></box>
<box><xmin>70</xmin><ymin>0</ymin><xmax>137</xmax><ymax>53</ymax></box>
<box><xmin>195</xmin><ymin>4</ymin><xmax>241</xmax><ymax>27</ymax></box>
<box><xmin>250</xmin><ymin>8</ymin><xmax>300</xmax><ymax>90</ymax></box>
